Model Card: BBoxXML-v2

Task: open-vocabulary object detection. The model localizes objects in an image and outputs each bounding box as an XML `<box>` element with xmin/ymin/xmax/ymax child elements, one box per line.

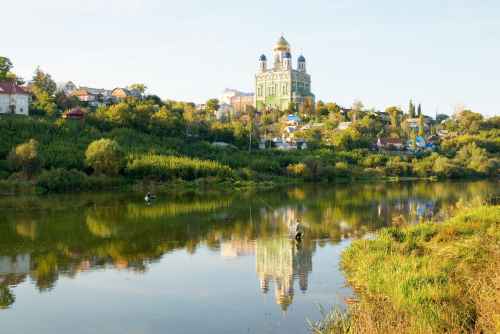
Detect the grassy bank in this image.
<box><xmin>0</xmin><ymin>174</ymin><xmax>300</xmax><ymax>196</ymax></box>
<box><xmin>312</xmin><ymin>205</ymin><xmax>500</xmax><ymax>334</ymax></box>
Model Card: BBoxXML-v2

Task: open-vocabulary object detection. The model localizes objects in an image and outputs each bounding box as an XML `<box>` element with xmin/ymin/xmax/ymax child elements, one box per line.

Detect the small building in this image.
<box><xmin>0</xmin><ymin>82</ymin><xmax>30</xmax><ymax>115</ymax></box>
<box><xmin>57</xmin><ymin>81</ymin><xmax>78</xmax><ymax>95</ymax></box>
<box><xmin>72</xmin><ymin>87</ymin><xmax>113</xmax><ymax>107</ymax></box>
<box><xmin>286</xmin><ymin>114</ymin><xmax>300</xmax><ymax>126</ymax></box>
<box><xmin>215</xmin><ymin>103</ymin><xmax>233</xmax><ymax>121</ymax></box>
<box><xmin>377</xmin><ymin>137</ymin><xmax>404</xmax><ymax>150</ymax></box>
<box><xmin>415</xmin><ymin>136</ymin><xmax>426</xmax><ymax>148</ymax></box>
<box><xmin>230</xmin><ymin>94</ymin><xmax>254</xmax><ymax>114</ymax></box>
<box><xmin>62</xmin><ymin>107</ymin><xmax>85</xmax><ymax>120</ymax></box>
<box><xmin>337</xmin><ymin>121</ymin><xmax>352</xmax><ymax>131</ymax></box>
<box><xmin>111</xmin><ymin>87</ymin><xmax>141</xmax><ymax>100</ymax></box>
<box><xmin>72</xmin><ymin>88</ymin><xmax>96</xmax><ymax>103</ymax></box>
<box><xmin>406</xmin><ymin>117</ymin><xmax>432</xmax><ymax>131</ymax></box>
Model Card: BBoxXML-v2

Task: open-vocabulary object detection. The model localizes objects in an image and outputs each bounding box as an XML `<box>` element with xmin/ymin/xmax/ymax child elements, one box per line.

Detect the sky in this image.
<box><xmin>3</xmin><ymin>0</ymin><xmax>500</xmax><ymax>116</ymax></box>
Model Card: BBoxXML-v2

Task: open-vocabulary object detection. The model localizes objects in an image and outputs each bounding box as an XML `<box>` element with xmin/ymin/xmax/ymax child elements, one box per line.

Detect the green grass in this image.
<box><xmin>316</xmin><ymin>205</ymin><xmax>500</xmax><ymax>334</ymax></box>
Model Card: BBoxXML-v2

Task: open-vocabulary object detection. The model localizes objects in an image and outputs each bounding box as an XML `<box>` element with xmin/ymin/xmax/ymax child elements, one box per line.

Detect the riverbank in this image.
<box><xmin>0</xmin><ymin>175</ymin><xmax>302</xmax><ymax>196</ymax></box>
<box><xmin>312</xmin><ymin>205</ymin><xmax>500</xmax><ymax>334</ymax></box>
<box><xmin>0</xmin><ymin>173</ymin><xmax>459</xmax><ymax>196</ymax></box>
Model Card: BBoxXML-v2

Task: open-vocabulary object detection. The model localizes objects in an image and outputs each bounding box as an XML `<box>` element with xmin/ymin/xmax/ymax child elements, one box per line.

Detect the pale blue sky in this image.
<box><xmin>4</xmin><ymin>0</ymin><xmax>500</xmax><ymax>116</ymax></box>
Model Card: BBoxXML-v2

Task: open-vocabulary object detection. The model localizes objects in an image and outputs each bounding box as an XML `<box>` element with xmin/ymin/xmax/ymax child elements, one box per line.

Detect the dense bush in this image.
<box><xmin>85</xmin><ymin>139</ymin><xmax>126</xmax><ymax>176</ymax></box>
<box><xmin>7</xmin><ymin>139</ymin><xmax>42</xmax><ymax>177</ymax></box>
<box><xmin>37</xmin><ymin>168</ymin><xmax>125</xmax><ymax>193</ymax></box>
<box><xmin>37</xmin><ymin>168</ymin><xmax>88</xmax><ymax>192</ymax></box>
<box><xmin>126</xmin><ymin>154</ymin><xmax>233</xmax><ymax>181</ymax></box>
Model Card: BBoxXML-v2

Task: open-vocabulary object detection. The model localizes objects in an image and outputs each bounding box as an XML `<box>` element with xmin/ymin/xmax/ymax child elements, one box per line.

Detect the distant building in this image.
<box><xmin>230</xmin><ymin>94</ymin><xmax>254</xmax><ymax>114</ymax></box>
<box><xmin>0</xmin><ymin>82</ymin><xmax>30</xmax><ymax>115</ymax></box>
<box><xmin>255</xmin><ymin>36</ymin><xmax>315</xmax><ymax>113</ymax></box>
<box><xmin>220</xmin><ymin>88</ymin><xmax>242</xmax><ymax>105</ymax></box>
<box><xmin>337</xmin><ymin>121</ymin><xmax>352</xmax><ymax>130</ymax></box>
<box><xmin>215</xmin><ymin>103</ymin><xmax>233</xmax><ymax>120</ymax></box>
<box><xmin>406</xmin><ymin>117</ymin><xmax>431</xmax><ymax>131</ymax></box>
<box><xmin>111</xmin><ymin>87</ymin><xmax>141</xmax><ymax>100</ymax></box>
<box><xmin>62</xmin><ymin>107</ymin><xmax>85</xmax><ymax>120</ymax></box>
<box><xmin>286</xmin><ymin>114</ymin><xmax>300</xmax><ymax>126</ymax></box>
<box><xmin>57</xmin><ymin>81</ymin><xmax>78</xmax><ymax>95</ymax></box>
<box><xmin>71</xmin><ymin>87</ymin><xmax>113</xmax><ymax>107</ymax></box>
<box><xmin>377</xmin><ymin>137</ymin><xmax>404</xmax><ymax>150</ymax></box>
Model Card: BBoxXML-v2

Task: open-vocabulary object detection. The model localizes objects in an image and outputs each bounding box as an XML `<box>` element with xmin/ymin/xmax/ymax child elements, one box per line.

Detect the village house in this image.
<box><xmin>0</xmin><ymin>82</ymin><xmax>30</xmax><ymax>115</ymax></box>
<box><xmin>57</xmin><ymin>81</ymin><xmax>78</xmax><ymax>95</ymax></box>
<box><xmin>62</xmin><ymin>107</ymin><xmax>85</xmax><ymax>120</ymax></box>
<box><xmin>71</xmin><ymin>87</ymin><xmax>113</xmax><ymax>107</ymax></box>
<box><xmin>111</xmin><ymin>87</ymin><xmax>141</xmax><ymax>100</ymax></box>
<box><xmin>377</xmin><ymin>137</ymin><xmax>404</xmax><ymax>150</ymax></box>
<box><xmin>230</xmin><ymin>94</ymin><xmax>254</xmax><ymax>114</ymax></box>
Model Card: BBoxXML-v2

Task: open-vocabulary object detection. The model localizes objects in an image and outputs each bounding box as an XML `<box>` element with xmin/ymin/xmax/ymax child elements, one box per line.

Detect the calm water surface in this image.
<box><xmin>0</xmin><ymin>181</ymin><xmax>497</xmax><ymax>334</ymax></box>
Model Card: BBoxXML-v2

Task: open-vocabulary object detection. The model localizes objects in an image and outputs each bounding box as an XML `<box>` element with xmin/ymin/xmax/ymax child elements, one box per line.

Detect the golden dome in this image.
<box><xmin>274</xmin><ymin>36</ymin><xmax>290</xmax><ymax>51</ymax></box>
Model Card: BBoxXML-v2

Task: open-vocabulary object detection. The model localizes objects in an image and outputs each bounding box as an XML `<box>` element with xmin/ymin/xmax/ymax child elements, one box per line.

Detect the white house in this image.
<box><xmin>0</xmin><ymin>82</ymin><xmax>30</xmax><ymax>115</ymax></box>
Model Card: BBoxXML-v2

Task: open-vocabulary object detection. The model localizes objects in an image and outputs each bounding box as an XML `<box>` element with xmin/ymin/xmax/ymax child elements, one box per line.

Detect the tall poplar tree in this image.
<box><xmin>408</xmin><ymin>100</ymin><xmax>416</xmax><ymax>118</ymax></box>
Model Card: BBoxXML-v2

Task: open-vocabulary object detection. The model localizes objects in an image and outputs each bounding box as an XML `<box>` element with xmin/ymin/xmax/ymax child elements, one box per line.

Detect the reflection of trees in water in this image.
<box><xmin>0</xmin><ymin>254</ymin><xmax>30</xmax><ymax>309</ymax></box>
<box><xmin>126</xmin><ymin>198</ymin><xmax>232</xmax><ymax>220</ymax></box>
<box><xmin>0</xmin><ymin>285</ymin><xmax>15</xmax><ymax>309</ymax></box>
<box><xmin>0</xmin><ymin>181</ymin><xmax>496</xmax><ymax>309</ymax></box>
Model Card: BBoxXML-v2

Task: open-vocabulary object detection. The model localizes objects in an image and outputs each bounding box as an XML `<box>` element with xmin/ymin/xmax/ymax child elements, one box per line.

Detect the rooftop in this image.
<box><xmin>0</xmin><ymin>82</ymin><xmax>29</xmax><ymax>95</ymax></box>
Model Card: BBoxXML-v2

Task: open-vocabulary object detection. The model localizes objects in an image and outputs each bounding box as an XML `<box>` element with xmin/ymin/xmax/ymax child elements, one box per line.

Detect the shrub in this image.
<box><xmin>37</xmin><ymin>168</ymin><xmax>125</xmax><ymax>193</ymax></box>
<box><xmin>37</xmin><ymin>169</ymin><xmax>88</xmax><ymax>192</ymax></box>
<box><xmin>287</xmin><ymin>163</ymin><xmax>307</xmax><ymax>177</ymax></box>
<box><xmin>7</xmin><ymin>139</ymin><xmax>42</xmax><ymax>177</ymax></box>
<box><xmin>126</xmin><ymin>154</ymin><xmax>233</xmax><ymax>181</ymax></box>
<box><xmin>249</xmin><ymin>157</ymin><xmax>282</xmax><ymax>174</ymax></box>
<box><xmin>334</xmin><ymin>161</ymin><xmax>351</xmax><ymax>178</ymax></box>
<box><xmin>85</xmin><ymin>138</ymin><xmax>125</xmax><ymax>176</ymax></box>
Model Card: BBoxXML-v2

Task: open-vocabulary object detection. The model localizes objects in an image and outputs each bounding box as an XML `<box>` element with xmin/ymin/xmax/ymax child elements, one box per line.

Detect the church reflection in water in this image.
<box><xmin>221</xmin><ymin>207</ymin><xmax>315</xmax><ymax>311</ymax></box>
<box><xmin>1</xmin><ymin>181</ymin><xmax>496</xmax><ymax>311</ymax></box>
<box><xmin>256</xmin><ymin>238</ymin><xmax>314</xmax><ymax>311</ymax></box>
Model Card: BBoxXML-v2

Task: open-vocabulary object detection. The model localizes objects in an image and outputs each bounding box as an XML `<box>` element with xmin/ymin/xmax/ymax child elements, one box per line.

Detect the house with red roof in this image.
<box><xmin>0</xmin><ymin>82</ymin><xmax>30</xmax><ymax>115</ymax></box>
<box><xmin>62</xmin><ymin>107</ymin><xmax>85</xmax><ymax>120</ymax></box>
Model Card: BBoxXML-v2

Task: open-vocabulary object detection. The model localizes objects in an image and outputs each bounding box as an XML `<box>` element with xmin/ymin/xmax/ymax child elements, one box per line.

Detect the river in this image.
<box><xmin>0</xmin><ymin>181</ymin><xmax>497</xmax><ymax>334</ymax></box>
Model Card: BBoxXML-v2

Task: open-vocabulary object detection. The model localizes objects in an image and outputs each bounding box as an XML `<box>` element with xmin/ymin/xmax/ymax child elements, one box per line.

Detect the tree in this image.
<box><xmin>0</xmin><ymin>286</ymin><xmax>15</xmax><ymax>309</ymax></box>
<box><xmin>436</xmin><ymin>113</ymin><xmax>449</xmax><ymax>124</ymax></box>
<box><xmin>316</xmin><ymin>100</ymin><xmax>328</xmax><ymax>116</ymax></box>
<box><xmin>128</xmin><ymin>83</ymin><xmax>147</xmax><ymax>96</ymax></box>
<box><xmin>350</xmin><ymin>100</ymin><xmax>364</xmax><ymax>123</ymax></box>
<box><xmin>31</xmin><ymin>67</ymin><xmax>57</xmax><ymax>96</ymax></box>
<box><xmin>454</xmin><ymin>110</ymin><xmax>483</xmax><ymax>134</ymax></box>
<box><xmin>7</xmin><ymin>139</ymin><xmax>42</xmax><ymax>177</ymax></box>
<box><xmin>85</xmin><ymin>139</ymin><xmax>125</xmax><ymax>176</ymax></box>
<box><xmin>95</xmin><ymin>102</ymin><xmax>131</xmax><ymax>125</ymax></box>
<box><xmin>455</xmin><ymin>143</ymin><xmax>493</xmax><ymax>176</ymax></box>
<box><xmin>55</xmin><ymin>91</ymin><xmax>80</xmax><ymax>110</ymax></box>
<box><xmin>0</xmin><ymin>56</ymin><xmax>24</xmax><ymax>84</ymax></box>
<box><xmin>205</xmin><ymin>98</ymin><xmax>220</xmax><ymax>121</ymax></box>
<box><xmin>408</xmin><ymin>100</ymin><xmax>415</xmax><ymax>118</ymax></box>
<box><xmin>418</xmin><ymin>113</ymin><xmax>425</xmax><ymax>136</ymax></box>
<box><xmin>0</xmin><ymin>56</ymin><xmax>13</xmax><ymax>80</ymax></box>
<box><xmin>30</xmin><ymin>67</ymin><xmax>57</xmax><ymax>116</ymax></box>
<box><xmin>417</xmin><ymin>103</ymin><xmax>422</xmax><ymax>117</ymax></box>
<box><xmin>385</xmin><ymin>106</ymin><xmax>403</xmax><ymax>130</ymax></box>
<box><xmin>206</xmin><ymin>98</ymin><xmax>219</xmax><ymax>112</ymax></box>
